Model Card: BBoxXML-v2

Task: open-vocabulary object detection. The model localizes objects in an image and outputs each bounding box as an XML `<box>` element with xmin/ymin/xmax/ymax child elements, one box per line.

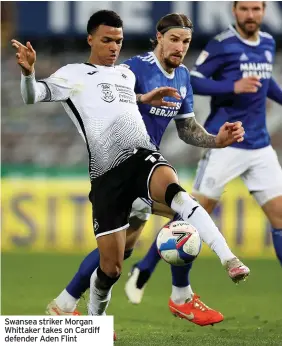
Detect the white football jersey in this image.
<box><xmin>39</xmin><ymin>63</ymin><xmax>155</xmax><ymax>179</ymax></box>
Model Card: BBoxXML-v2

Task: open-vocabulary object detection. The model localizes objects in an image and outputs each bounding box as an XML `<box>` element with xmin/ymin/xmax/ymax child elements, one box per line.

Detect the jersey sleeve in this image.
<box><xmin>190</xmin><ymin>38</ymin><xmax>234</xmax><ymax>95</ymax></box>
<box><xmin>190</xmin><ymin>38</ymin><xmax>224</xmax><ymax>79</ymax></box>
<box><xmin>174</xmin><ymin>70</ymin><xmax>195</xmax><ymax>120</ymax></box>
<box><xmin>267</xmin><ymin>77</ymin><xmax>282</xmax><ymax>105</ymax></box>
<box><xmin>38</xmin><ymin>65</ymin><xmax>75</xmax><ymax>102</ymax></box>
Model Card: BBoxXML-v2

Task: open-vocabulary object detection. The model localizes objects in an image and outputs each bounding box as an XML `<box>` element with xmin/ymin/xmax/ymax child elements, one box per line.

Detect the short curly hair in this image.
<box><xmin>87</xmin><ymin>10</ymin><xmax>123</xmax><ymax>34</ymax></box>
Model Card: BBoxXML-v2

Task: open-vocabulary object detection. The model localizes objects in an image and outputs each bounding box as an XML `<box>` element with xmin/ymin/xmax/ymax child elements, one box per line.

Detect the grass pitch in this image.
<box><xmin>2</xmin><ymin>253</ymin><xmax>282</xmax><ymax>345</ymax></box>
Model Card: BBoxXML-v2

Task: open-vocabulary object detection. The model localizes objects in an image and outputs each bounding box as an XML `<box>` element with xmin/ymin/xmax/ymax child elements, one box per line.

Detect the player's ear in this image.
<box><xmin>87</xmin><ymin>34</ymin><xmax>93</xmax><ymax>47</ymax></box>
<box><xmin>232</xmin><ymin>4</ymin><xmax>236</xmax><ymax>18</ymax></box>
<box><xmin>156</xmin><ymin>32</ymin><xmax>163</xmax><ymax>45</ymax></box>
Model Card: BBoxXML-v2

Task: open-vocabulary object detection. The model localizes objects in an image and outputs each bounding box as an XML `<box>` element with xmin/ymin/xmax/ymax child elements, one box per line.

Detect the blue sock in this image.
<box><xmin>171</xmin><ymin>262</ymin><xmax>192</xmax><ymax>287</ymax></box>
<box><xmin>66</xmin><ymin>248</ymin><xmax>100</xmax><ymax>299</ymax></box>
<box><xmin>137</xmin><ymin>236</ymin><xmax>161</xmax><ymax>273</ymax></box>
<box><xmin>271</xmin><ymin>228</ymin><xmax>282</xmax><ymax>266</ymax></box>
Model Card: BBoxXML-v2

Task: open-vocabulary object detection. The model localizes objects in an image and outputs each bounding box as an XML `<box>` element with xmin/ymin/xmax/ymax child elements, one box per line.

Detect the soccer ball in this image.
<box><xmin>156</xmin><ymin>221</ymin><xmax>201</xmax><ymax>266</ymax></box>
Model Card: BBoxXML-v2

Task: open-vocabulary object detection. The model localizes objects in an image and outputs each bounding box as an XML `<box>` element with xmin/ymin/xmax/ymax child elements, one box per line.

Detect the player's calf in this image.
<box><xmin>89</xmin><ymin>230</ymin><xmax>126</xmax><ymax>316</ymax></box>
<box><xmin>261</xmin><ymin>195</ymin><xmax>282</xmax><ymax>266</ymax></box>
<box><xmin>149</xmin><ymin>167</ymin><xmax>251</xmax><ymax>281</ymax></box>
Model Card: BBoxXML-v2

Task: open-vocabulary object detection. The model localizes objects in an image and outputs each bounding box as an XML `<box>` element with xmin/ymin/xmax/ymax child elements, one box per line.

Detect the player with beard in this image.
<box><xmin>45</xmin><ymin>13</ymin><xmax>249</xmax><ymax>328</ymax></box>
<box><xmin>190</xmin><ymin>0</ymin><xmax>282</xmax><ymax>265</ymax></box>
<box><xmin>124</xmin><ymin>0</ymin><xmax>282</xmax><ymax>308</ymax></box>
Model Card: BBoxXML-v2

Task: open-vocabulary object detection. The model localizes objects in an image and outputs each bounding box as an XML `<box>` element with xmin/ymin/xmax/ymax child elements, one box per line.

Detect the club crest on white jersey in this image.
<box><xmin>97</xmin><ymin>83</ymin><xmax>117</xmax><ymax>103</ymax></box>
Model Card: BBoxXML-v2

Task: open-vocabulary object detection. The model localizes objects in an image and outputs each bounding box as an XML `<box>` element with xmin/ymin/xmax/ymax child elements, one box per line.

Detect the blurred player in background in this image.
<box><xmin>125</xmin><ymin>0</ymin><xmax>282</xmax><ymax>305</ymax></box>
<box><xmin>45</xmin><ymin>13</ymin><xmax>249</xmax><ymax>327</ymax></box>
<box><xmin>191</xmin><ymin>0</ymin><xmax>282</xmax><ymax>265</ymax></box>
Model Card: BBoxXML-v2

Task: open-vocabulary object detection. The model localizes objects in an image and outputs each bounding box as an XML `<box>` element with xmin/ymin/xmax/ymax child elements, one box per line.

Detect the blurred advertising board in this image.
<box><xmin>1</xmin><ymin>176</ymin><xmax>274</xmax><ymax>258</ymax></box>
<box><xmin>16</xmin><ymin>1</ymin><xmax>282</xmax><ymax>39</ymax></box>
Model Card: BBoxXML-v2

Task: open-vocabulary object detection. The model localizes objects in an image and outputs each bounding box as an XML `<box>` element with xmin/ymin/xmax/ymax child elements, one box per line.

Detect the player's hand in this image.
<box><xmin>139</xmin><ymin>87</ymin><xmax>181</xmax><ymax>107</ymax></box>
<box><xmin>234</xmin><ymin>76</ymin><xmax>262</xmax><ymax>94</ymax></box>
<box><xmin>215</xmin><ymin>121</ymin><xmax>245</xmax><ymax>148</ymax></box>
<box><xmin>11</xmin><ymin>39</ymin><xmax>36</xmax><ymax>76</ymax></box>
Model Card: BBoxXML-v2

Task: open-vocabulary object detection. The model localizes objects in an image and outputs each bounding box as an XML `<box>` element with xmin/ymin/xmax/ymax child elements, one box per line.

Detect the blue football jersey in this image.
<box><xmin>122</xmin><ymin>52</ymin><xmax>194</xmax><ymax>147</ymax></box>
<box><xmin>191</xmin><ymin>25</ymin><xmax>276</xmax><ymax>149</ymax></box>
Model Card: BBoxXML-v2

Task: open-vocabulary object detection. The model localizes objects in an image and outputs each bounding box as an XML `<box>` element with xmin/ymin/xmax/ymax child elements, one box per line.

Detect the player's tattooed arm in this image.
<box><xmin>175</xmin><ymin>117</ymin><xmax>218</xmax><ymax>148</ymax></box>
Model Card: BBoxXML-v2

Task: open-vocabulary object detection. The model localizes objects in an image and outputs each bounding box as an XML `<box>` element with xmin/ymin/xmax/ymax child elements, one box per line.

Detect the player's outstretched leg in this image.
<box><xmin>149</xmin><ymin>166</ymin><xmax>250</xmax><ymax>283</ymax></box>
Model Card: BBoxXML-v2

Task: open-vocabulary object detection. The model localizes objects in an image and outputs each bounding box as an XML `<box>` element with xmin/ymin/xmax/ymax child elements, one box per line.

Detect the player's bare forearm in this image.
<box><xmin>175</xmin><ymin>117</ymin><xmax>217</xmax><ymax>148</ymax></box>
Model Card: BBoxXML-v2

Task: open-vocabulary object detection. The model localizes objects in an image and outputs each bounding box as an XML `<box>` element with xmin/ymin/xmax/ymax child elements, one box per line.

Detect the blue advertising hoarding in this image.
<box><xmin>16</xmin><ymin>1</ymin><xmax>282</xmax><ymax>39</ymax></box>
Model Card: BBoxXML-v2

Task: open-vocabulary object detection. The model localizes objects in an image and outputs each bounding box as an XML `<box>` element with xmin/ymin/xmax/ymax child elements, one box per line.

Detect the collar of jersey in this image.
<box><xmin>84</xmin><ymin>62</ymin><xmax>115</xmax><ymax>68</ymax></box>
<box><xmin>228</xmin><ymin>24</ymin><xmax>260</xmax><ymax>46</ymax></box>
<box><xmin>150</xmin><ymin>52</ymin><xmax>175</xmax><ymax>79</ymax></box>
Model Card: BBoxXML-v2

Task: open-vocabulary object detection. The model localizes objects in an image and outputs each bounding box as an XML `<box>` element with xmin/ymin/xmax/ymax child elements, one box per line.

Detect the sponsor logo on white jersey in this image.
<box><xmin>97</xmin><ymin>83</ymin><xmax>116</xmax><ymax>103</ymax></box>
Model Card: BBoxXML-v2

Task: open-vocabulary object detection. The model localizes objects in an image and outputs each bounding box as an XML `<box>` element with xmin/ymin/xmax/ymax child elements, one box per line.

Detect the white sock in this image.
<box><xmin>171</xmin><ymin>191</ymin><xmax>235</xmax><ymax>264</ymax></box>
<box><xmin>55</xmin><ymin>289</ymin><xmax>79</xmax><ymax>313</ymax></box>
<box><xmin>171</xmin><ymin>285</ymin><xmax>194</xmax><ymax>304</ymax></box>
<box><xmin>89</xmin><ymin>269</ymin><xmax>113</xmax><ymax>316</ymax></box>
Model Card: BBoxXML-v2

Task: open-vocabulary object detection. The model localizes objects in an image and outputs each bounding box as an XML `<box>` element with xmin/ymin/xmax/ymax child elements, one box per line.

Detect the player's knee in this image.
<box><xmin>263</xmin><ymin>196</ymin><xmax>282</xmax><ymax>228</ymax></box>
<box><xmin>93</xmin><ymin>266</ymin><xmax>121</xmax><ymax>290</ymax></box>
<box><xmin>269</xmin><ymin>212</ymin><xmax>282</xmax><ymax>229</ymax></box>
<box><xmin>129</xmin><ymin>216</ymin><xmax>146</xmax><ymax>231</ymax></box>
<box><xmin>165</xmin><ymin>183</ymin><xmax>186</xmax><ymax>207</ymax></box>
<box><xmin>100</xmin><ymin>259</ymin><xmax>123</xmax><ymax>278</ymax></box>
<box><xmin>126</xmin><ymin>218</ymin><xmax>145</xmax><ymax>249</ymax></box>
<box><xmin>272</xmin><ymin>206</ymin><xmax>282</xmax><ymax>223</ymax></box>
